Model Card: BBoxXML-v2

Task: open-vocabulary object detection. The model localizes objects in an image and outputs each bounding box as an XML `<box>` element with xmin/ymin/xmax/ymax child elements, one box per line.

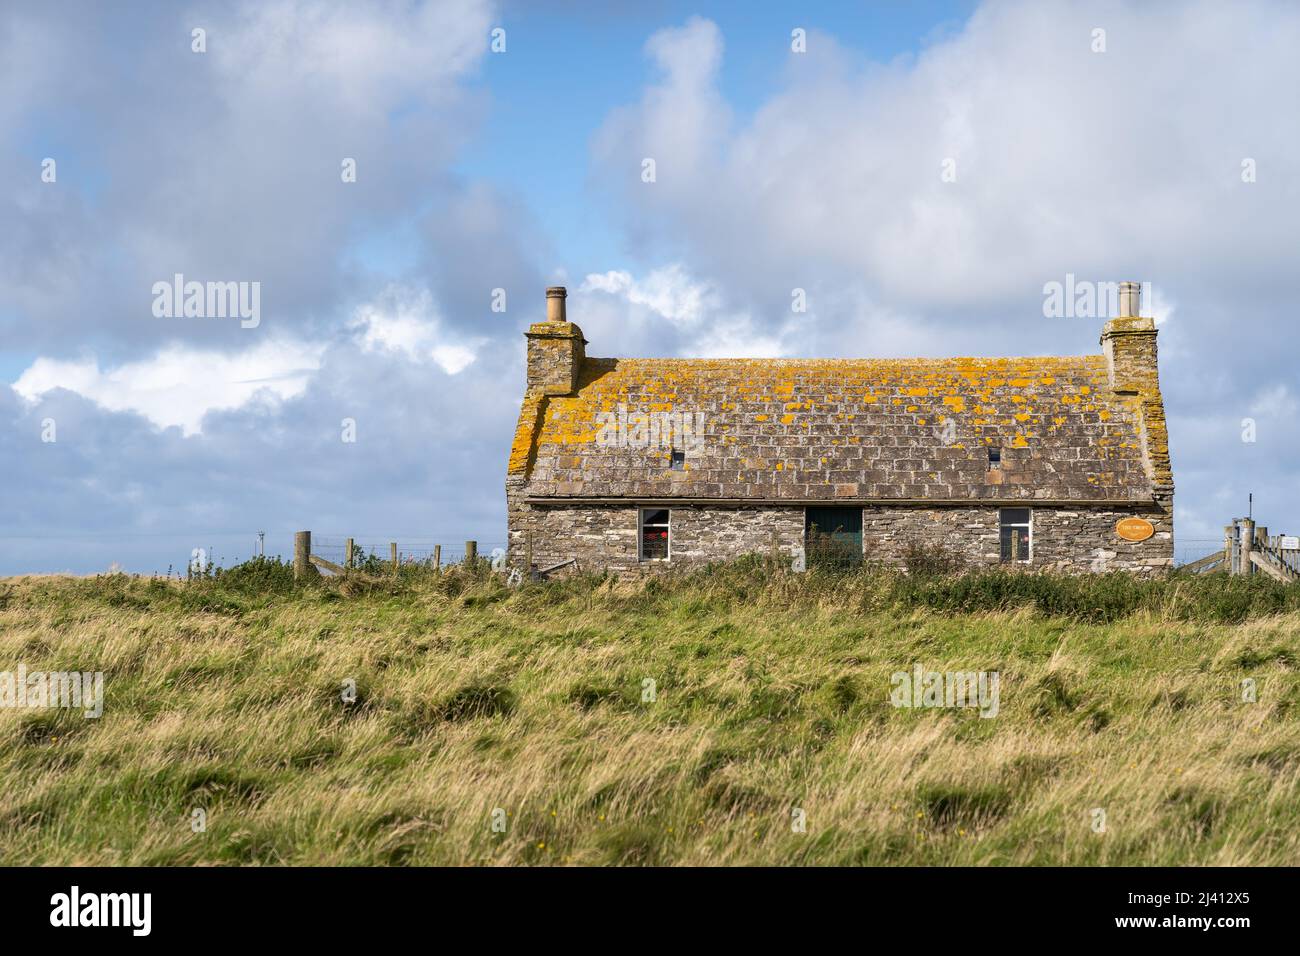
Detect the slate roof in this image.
<box><xmin>510</xmin><ymin>354</ymin><xmax>1167</xmax><ymax>504</ymax></box>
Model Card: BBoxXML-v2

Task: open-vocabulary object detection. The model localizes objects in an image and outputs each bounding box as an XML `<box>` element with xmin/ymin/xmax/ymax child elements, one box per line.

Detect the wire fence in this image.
<box><xmin>307</xmin><ymin>533</ymin><xmax>1242</xmax><ymax>572</ymax></box>
<box><xmin>0</xmin><ymin>532</ymin><xmax>509</xmax><ymax>577</ymax></box>
<box><xmin>318</xmin><ymin>535</ymin><xmax>1245</xmax><ymax>572</ymax></box>
<box><xmin>1174</xmin><ymin>539</ymin><xmax>1227</xmax><ymax>568</ymax></box>
<box><xmin>309</xmin><ymin>535</ymin><xmax>509</xmax><ymax>568</ymax></box>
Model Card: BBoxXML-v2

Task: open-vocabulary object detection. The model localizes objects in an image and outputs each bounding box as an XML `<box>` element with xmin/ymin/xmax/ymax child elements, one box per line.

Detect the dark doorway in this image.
<box><xmin>805</xmin><ymin>507</ymin><xmax>863</xmax><ymax>568</ymax></box>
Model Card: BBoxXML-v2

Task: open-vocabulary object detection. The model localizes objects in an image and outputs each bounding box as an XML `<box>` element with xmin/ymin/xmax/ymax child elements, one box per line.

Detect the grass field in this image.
<box><xmin>1</xmin><ymin>560</ymin><xmax>1298</xmax><ymax>866</ymax></box>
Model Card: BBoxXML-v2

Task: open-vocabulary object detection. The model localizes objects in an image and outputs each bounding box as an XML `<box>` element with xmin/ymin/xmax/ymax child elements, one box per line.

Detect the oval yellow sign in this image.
<box><xmin>1116</xmin><ymin>517</ymin><xmax>1155</xmax><ymax>542</ymax></box>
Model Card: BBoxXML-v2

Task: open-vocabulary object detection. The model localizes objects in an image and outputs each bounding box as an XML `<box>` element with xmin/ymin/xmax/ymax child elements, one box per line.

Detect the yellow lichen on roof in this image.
<box><xmin>508</xmin><ymin>391</ymin><xmax>546</xmax><ymax>475</ymax></box>
<box><xmin>512</xmin><ymin>353</ymin><xmax>1155</xmax><ymax>500</ymax></box>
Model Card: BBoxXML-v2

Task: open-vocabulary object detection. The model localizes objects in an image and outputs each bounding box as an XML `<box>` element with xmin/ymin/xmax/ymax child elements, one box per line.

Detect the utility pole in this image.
<box><xmin>257</xmin><ymin>531</ymin><xmax>265</xmax><ymax>557</ymax></box>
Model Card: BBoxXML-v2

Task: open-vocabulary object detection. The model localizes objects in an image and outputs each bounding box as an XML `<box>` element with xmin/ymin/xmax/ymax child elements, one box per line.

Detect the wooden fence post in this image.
<box><xmin>390</xmin><ymin>541</ymin><xmax>398</xmax><ymax>571</ymax></box>
<box><xmin>1223</xmin><ymin>525</ymin><xmax>1233</xmax><ymax>573</ymax></box>
<box><xmin>465</xmin><ymin>540</ymin><xmax>477</xmax><ymax>567</ymax></box>
<box><xmin>433</xmin><ymin>545</ymin><xmax>441</xmax><ymax>573</ymax></box>
<box><xmin>294</xmin><ymin>531</ymin><xmax>311</xmax><ymax>581</ymax></box>
<box><xmin>344</xmin><ymin>537</ymin><xmax>354</xmax><ymax>569</ymax></box>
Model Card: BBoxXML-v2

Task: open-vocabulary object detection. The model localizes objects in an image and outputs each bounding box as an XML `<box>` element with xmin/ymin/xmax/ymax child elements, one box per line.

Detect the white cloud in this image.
<box><xmin>13</xmin><ymin>339</ymin><xmax>325</xmax><ymax>435</ymax></box>
<box><xmin>593</xmin><ymin>6</ymin><xmax>1299</xmax><ymax>316</ymax></box>
<box><xmin>573</xmin><ymin>265</ymin><xmax>949</xmax><ymax>361</ymax></box>
<box><xmin>212</xmin><ymin>0</ymin><xmax>489</xmax><ymax>111</ymax></box>
<box><xmin>688</xmin><ymin>319</ymin><xmax>786</xmax><ymax>359</ymax></box>
<box><xmin>576</xmin><ymin>265</ymin><xmax>796</xmax><ymax>358</ymax></box>
<box><xmin>579</xmin><ymin>266</ymin><xmax>718</xmax><ymax>327</ymax></box>
<box><xmin>351</xmin><ymin>285</ymin><xmax>482</xmax><ymax>373</ymax></box>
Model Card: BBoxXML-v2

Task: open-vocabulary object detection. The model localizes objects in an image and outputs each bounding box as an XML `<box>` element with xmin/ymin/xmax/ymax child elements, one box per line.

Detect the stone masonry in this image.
<box><xmin>508</xmin><ymin>284</ymin><xmax>1174</xmax><ymax>576</ymax></box>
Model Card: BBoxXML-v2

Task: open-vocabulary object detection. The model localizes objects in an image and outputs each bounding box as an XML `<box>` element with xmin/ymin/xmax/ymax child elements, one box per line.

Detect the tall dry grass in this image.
<box><xmin>0</xmin><ymin>563</ymin><xmax>1296</xmax><ymax>865</ymax></box>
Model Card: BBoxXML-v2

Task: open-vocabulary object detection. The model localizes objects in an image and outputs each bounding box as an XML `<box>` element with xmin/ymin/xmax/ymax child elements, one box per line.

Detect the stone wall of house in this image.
<box><xmin>507</xmin><ymin>498</ymin><xmax>1173</xmax><ymax>576</ymax></box>
<box><xmin>508</xmin><ymin>501</ymin><xmax>804</xmax><ymax>574</ymax></box>
<box><xmin>859</xmin><ymin>499</ymin><xmax>1172</xmax><ymax>573</ymax></box>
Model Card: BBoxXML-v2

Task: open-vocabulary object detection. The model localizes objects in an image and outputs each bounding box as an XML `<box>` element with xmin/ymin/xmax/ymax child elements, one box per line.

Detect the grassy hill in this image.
<box><xmin>1</xmin><ymin>560</ymin><xmax>1298</xmax><ymax>865</ymax></box>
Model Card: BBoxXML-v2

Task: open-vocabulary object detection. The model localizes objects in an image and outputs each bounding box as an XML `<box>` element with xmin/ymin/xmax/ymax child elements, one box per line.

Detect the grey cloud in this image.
<box><xmin>1</xmin><ymin>335</ymin><xmax>521</xmax><ymax>574</ymax></box>
<box><xmin>1</xmin><ymin>0</ymin><xmax>496</xmax><ymax>357</ymax></box>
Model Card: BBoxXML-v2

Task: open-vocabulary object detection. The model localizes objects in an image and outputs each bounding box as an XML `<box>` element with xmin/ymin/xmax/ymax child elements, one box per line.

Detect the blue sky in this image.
<box><xmin>1</xmin><ymin>0</ymin><xmax>1297</xmax><ymax>575</ymax></box>
<box><xmin>461</xmin><ymin>0</ymin><xmax>977</xmax><ymax>271</ymax></box>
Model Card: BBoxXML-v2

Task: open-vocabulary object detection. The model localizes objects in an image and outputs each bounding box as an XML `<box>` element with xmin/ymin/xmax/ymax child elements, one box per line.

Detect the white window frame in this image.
<box><xmin>999</xmin><ymin>508</ymin><xmax>1033</xmax><ymax>563</ymax></box>
<box><xmin>638</xmin><ymin>507</ymin><xmax>671</xmax><ymax>562</ymax></box>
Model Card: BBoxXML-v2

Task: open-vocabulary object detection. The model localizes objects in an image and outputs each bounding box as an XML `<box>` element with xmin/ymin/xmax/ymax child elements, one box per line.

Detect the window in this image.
<box><xmin>805</xmin><ymin>507</ymin><xmax>863</xmax><ymax>568</ymax></box>
<box><xmin>999</xmin><ymin>508</ymin><xmax>1031</xmax><ymax>562</ymax></box>
<box><xmin>639</xmin><ymin>508</ymin><xmax>670</xmax><ymax>561</ymax></box>
<box><xmin>670</xmin><ymin>450</ymin><xmax>685</xmax><ymax>471</ymax></box>
<box><xmin>988</xmin><ymin>446</ymin><xmax>1001</xmax><ymax>467</ymax></box>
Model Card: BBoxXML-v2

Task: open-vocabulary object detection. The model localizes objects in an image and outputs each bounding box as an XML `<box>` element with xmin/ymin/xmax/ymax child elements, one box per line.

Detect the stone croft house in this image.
<box><xmin>507</xmin><ymin>285</ymin><xmax>1172</xmax><ymax>575</ymax></box>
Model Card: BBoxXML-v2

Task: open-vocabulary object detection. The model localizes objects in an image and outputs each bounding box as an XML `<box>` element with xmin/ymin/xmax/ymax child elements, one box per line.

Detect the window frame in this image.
<box><xmin>638</xmin><ymin>507</ymin><xmax>671</xmax><ymax>562</ymax></box>
<box><xmin>998</xmin><ymin>507</ymin><xmax>1033</xmax><ymax>563</ymax></box>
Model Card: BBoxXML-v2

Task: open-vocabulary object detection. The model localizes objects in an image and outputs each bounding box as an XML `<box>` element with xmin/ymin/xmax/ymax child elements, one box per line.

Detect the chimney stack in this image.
<box><xmin>526</xmin><ymin>286</ymin><xmax>586</xmax><ymax>395</ymax></box>
<box><xmin>1099</xmin><ymin>279</ymin><xmax>1172</xmax><ymax>499</ymax></box>
<box><xmin>1118</xmin><ymin>280</ymin><xmax>1140</xmax><ymax>318</ymax></box>
<box><xmin>546</xmin><ymin>286</ymin><xmax>567</xmax><ymax>323</ymax></box>
<box><xmin>1100</xmin><ymin>280</ymin><xmax>1157</xmax><ymax>395</ymax></box>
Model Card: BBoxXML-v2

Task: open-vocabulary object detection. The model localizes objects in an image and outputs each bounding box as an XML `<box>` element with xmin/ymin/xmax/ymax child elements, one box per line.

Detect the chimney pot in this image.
<box><xmin>545</xmin><ymin>286</ymin><xmax>567</xmax><ymax>323</ymax></box>
<box><xmin>1118</xmin><ymin>281</ymin><xmax>1141</xmax><ymax>318</ymax></box>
